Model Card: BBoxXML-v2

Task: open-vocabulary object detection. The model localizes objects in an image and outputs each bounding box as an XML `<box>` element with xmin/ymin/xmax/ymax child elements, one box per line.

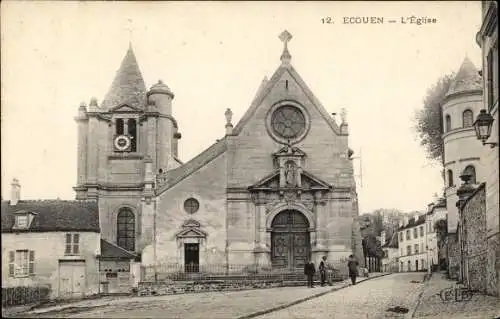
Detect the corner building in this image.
<box><xmin>441</xmin><ymin>57</ymin><xmax>484</xmax><ymax>279</ymax></box>
<box><xmin>74</xmin><ymin>32</ymin><xmax>364</xmax><ymax>272</ymax></box>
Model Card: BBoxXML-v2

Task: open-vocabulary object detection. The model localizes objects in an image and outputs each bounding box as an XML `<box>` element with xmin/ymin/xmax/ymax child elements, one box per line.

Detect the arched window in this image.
<box><xmin>463</xmin><ymin>165</ymin><xmax>476</xmax><ymax>184</ymax></box>
<box><xmin>127</xmin><ymin>119</ymin><xmax>137</xmax><ymax>152</ymax></box>
<box><xmin>462</xmin><ymin>110</ymin><xmax>473</xmax><ymax>127</ymax></box>
<box><xmin>445</xmin><ymin>115</ymin><xmax>452</xmax><ymax>132</ymax></box>
<box><xmin>117</xmin><ymin>208</ymin><xmax>135</xmax><ymax>251</ymax></box>
<box><xmin>116</xmin><ymin>119</ymin><xmax>124</xmax><ymax>135</ymax></box>
<box><xmin>447</xmin><ymin>169</ymin><xmax>454</xmax><ymax>187</ymax></box>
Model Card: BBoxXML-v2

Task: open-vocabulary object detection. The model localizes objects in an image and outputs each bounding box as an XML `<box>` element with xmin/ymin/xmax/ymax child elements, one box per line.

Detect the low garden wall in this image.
<box><xmin>138</xmin><ymin>279</ymin><xmax>290</xmax><ymax>296</ymax></box>
<box><xmin>138</xmin><ymin>273</ymin><xmax>346</xmax><ymax>297</ymax></box>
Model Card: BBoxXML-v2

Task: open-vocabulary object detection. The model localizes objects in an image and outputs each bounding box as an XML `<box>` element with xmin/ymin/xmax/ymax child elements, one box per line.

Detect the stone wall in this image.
<box><xmin>462</xmin><ymin>184</ymin><xmax>487</xmax><ymax>292</ymax></box>
<box><xmin>447</xmin><ymin>233</ymin><xmax>460</xmax><ymax>280</ymax></box>
<box><xmin>138</xmin><ymin>273</ymin><xmax>344</xmax><ymax>297</ymax></box>
<box><xmin>486</xmin><ymin>234</ymin><xmax>499</xmax><ymax>296</ymax></box>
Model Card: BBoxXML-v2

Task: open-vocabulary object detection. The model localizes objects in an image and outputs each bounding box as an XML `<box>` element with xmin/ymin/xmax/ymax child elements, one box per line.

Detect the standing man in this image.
<box><xmin>304</xmin><ymin>259</ymin><xmax>316</xmax><ymax>288</ymax></box>
<box><xmin>347</xmin><ymin>254</ymin><xmax>359</xmax><ymax>285</ymax></box>
<box><xmin>319</xmin><ymin>256</ymin><xmax>328</xmax><ymax>286</ymax></box>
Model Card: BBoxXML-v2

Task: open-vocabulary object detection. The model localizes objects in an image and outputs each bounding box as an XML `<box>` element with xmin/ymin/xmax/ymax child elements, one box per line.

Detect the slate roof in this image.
<box><xmin>100</xmin><ymin>239</ymin><xmax>137</xmax><ymax>259</ymax></box>
<box><xmin>398</xmin><ymin>214</ymin><xmax>426</xmax><ymax>231</ymax></box>
<box><xmin>382</xmin><ymin>232</ymin><xmax>398</xmax><ymax>249</ymax></box>
<box><xmin>101</xmin><ymin>45</ymin><xmax>147</xmax><ymax>110</ymax></box>
<box><xmin>446</xmin><ymin>57</ymin><xmax>482</xmax><ymax>97</ymax></box>
<box><xmin>156</xmin><ymin>138</ymin><xmax>228</xmax><ymax>194</ymax></box>
<box><xmin>1</xmin><ymin>200</ymin><xmax>100</xmax><ymax>233</ymax></box>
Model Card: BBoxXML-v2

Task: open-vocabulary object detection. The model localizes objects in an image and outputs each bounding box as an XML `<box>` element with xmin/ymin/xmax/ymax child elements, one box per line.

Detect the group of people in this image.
<box><xmin>303</xmin><ymin>255</ymin><xmax>360</xmax><ymax>288</ymax></box>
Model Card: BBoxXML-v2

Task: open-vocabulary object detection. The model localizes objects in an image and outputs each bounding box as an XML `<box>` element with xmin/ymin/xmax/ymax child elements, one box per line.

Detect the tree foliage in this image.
<box><xmin>434</xmin><ymin>218</ymin><xmax>448</xmax><ymax>247</ymax></box>
<box><xmin>413</xmin><ymin>73</ymin><xmax>455</xmax><ymax>163</ymax></box>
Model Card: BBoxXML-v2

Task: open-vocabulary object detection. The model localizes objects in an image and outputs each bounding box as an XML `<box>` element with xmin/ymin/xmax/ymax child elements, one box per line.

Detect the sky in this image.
<box><xmin>1</xmin><ymin>1</ymin><xmax>483</xmax><ymax>214</ymax></box>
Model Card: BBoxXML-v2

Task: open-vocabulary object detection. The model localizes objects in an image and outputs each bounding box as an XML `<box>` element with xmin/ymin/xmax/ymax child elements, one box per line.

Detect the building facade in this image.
<box><xmin>398</xmin><ymin>214</ymin><xmax>428</xmax><ymax>272</ymax></box>
<box><xmin>441</xmin><ymin>57</ymin><xmax>484</xmax><ymax>279</ymax></box>
<box><xmin>425</xmin><ymin>198</ymin><xmax>447</xmax><ymax>271</ymax></box>
<box><xmin>1</xmin><ymin>187</ymin><xmax>101</xmax><ymax>299</ymax></box>
<box><xmin>381</xmin><ymin>231</ymin><xmax>399</xmax><ymax>273</ymax></box>
<box><xmin>73</xmin><ymin>31</ymin><xmax>364</xmax><ymax>273</ymax></box>
<box><xmin>475</xmin><ymin>0</ymin><xmax>499</xmax><ymax>296</ymax></box>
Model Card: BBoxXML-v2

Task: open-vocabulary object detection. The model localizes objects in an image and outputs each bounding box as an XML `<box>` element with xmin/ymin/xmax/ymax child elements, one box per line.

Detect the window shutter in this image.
<box><xmin>8</xmin><ymin>251</ymin><xmax>15</xmax><ymax>277</ymax></box>
<box><xmin>65</xmin><ymin>233</ymin><xmax>72</xmax><ymax>254</ymax></box>
<box><xmin>73</xmin><ymin>234</ymin><xmax>80</xmax><ymax>254</ymax></box>
<box><xmin>28</xmin><ymin>251</ymin><xmax>35</xmax><ymax>275</ymax></box>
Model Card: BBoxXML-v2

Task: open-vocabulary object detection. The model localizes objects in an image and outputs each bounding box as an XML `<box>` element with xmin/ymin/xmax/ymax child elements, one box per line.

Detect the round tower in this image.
<box><xmin>147</xmin><ymin>80</ymin><xmax>176</xmax><ymax>173</ymax></box>
<box><xmin>441</xmin><ymin>57</ymin><xmax>483</xmax><ymax>234</ymax></box>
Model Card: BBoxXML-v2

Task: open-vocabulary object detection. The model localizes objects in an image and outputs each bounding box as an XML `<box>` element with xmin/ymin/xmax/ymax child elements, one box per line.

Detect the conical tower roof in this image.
<box><xmin>446</xmin><ymin>57</ymin><xmax>482</xmax><ymax>97</ymax></box>
<box><xmin>101</xmin><ymin>45</ymin><xmax>147</xmax><ymax>109</ymax></box>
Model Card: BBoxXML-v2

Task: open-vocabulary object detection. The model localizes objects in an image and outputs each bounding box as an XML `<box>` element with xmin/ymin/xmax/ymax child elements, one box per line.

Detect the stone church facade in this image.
<box><xmin>74</xmin><ymin>31</ymin><xmax>364</xmax><ymax>272</ymax></box>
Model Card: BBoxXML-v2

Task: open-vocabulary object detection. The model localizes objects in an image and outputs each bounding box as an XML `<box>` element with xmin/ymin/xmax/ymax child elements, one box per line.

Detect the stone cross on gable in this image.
<box><xmin>279</xmin><ymin>30</ymin><xmax>292</xmax><ymax>64</ymax></box>
<box><xmin>340</xmin><ymin>108</ymin><xmax>347</xmax><ymax>123</ymax></box>
<box><xmin>126</xmin><ymin>18</ymin><xmax>134</xmax><ymax>45</ymax></box>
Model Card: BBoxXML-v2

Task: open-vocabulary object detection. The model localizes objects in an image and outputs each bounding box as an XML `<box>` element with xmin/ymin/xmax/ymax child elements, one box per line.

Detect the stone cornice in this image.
<box><xmin>108</xmin><ymin>153</ymin><xmax>145</xmax><ymax>160</ymax></box>
<box><xmin>477</xmin><ymin>2</ymin><xmax>498</xmax><ymax>47</ymax></box>
<box><xmin>458</xmin><ymin>157</ymin><xmax>481</xmax><ymax>163</ymax></box>
<box><xmin>441</xmin><ymin>89</ymin><xmax>483</xmax><ymax>106</ymax></box>
<box><xmin>142</xmin><ymin>112</ymin><xmax>179</xmax><ymax>129</ymax></box>
<box><xmin>442</xmin><ymin>126</ymin><xmax>476</xmax><ymax>140</ymax></box>
<box><xmin>86</xmin><ymin>112</ymin><xmax>112</xmax><ymax>123</ymax></box>
<box><xmin>74</xmin><ymin>183</ymin><xmax>145</xmax><ymax>191</ymax></box>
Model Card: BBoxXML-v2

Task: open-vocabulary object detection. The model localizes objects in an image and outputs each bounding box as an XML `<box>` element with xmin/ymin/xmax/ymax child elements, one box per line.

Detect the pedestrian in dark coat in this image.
<box><xmin>304</xmin><ymin>260</ymin><xmax>316</xmax><ymax>288</ymax></box>
<box><xmin>347</xmin><ymin>255</ymin><xmax>359</xmax><ymax>285</ymax></box>
<box><xmin>319</xmin><ymin>256</ymin><xmax>328</xmax><ymax>286</ymax></box>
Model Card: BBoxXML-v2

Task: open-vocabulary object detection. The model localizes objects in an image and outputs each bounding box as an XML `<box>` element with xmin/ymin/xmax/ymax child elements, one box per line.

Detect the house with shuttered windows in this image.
<box><xmin>1</xmin><ymin>189</ymin><xmax>101</xmax><ymax>300</ymax></box>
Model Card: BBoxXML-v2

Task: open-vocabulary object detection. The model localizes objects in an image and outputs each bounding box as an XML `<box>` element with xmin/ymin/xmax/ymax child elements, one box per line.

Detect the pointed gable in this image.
<box><xmin>248</xmin><ymin>169</ymin><xmax>332</xmax><ymax>191</ymax></box>
<box><xmin>232</xmin><ymin>62</ymin><xmax>341</xmax><ymax>136</ymax></box>
<box><xmin>101</xmin><ymin>45</ymin><xmax>147</xmax><ymax>110</ymax></box>
<box><xmin>446</xmin><ymin>57</ymin><xmax>482</xmax><ymax>97</ymax></box>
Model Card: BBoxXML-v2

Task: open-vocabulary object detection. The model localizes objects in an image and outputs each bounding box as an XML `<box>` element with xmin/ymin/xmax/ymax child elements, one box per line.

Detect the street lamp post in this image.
<box><xmin>473</xmin><ymin>109</ymin><xmax>498</xmax><ymax>148</ymax></box>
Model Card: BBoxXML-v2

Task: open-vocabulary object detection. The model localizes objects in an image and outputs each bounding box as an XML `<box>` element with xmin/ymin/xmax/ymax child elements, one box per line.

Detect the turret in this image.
<box><xmin>147</xmin><ymin>80</ymin><xmax>176</xmax><ymax>173</ymax></box>
<box><xmin>147</xmin><ymin>80</ymin><xmax>174</xmax><ymax>115</ymax></box>
<box><xmin>441</xmin><ymin>57</ymin><xmax>483</xmax><ymax>234</ymax></box>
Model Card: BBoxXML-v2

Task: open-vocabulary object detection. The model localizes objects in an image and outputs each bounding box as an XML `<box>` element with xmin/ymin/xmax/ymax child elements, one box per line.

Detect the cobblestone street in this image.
<box><xmin>413</xmin><ymin>272</ymin><xmax>500</xmax><ymax>319</ymax></box>
<box><xmin>255</xmin><ymin>273</ymin><xmax>426</xmax><ymax>319</ymax></box>
<box><xmin>12</xmin><ymin>273</ymin><xmax>427</xmax><ymax>319</ymax></box>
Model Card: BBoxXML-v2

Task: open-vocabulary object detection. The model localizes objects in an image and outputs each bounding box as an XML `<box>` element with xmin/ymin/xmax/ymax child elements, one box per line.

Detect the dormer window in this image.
<box><xmin>16</xmin><ymin>215</ymin><xmax>28</xmax><ymax>228</ymax></box>
<box><xmin>13</xmin><ymin>211</ymin><xmax>34</xmax><ymax>230</ymax></box>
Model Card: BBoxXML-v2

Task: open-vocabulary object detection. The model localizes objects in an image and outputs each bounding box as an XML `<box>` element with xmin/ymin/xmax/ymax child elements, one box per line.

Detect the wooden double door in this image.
<box><xmin>271</xmin><ymin>210</ymin><xmax>310</xmax><ymax>270</ymax></box>
<box><xmin>58</xmin><ymin>261</ymin><xmax>86</xmax><ymax>299</ymax></box>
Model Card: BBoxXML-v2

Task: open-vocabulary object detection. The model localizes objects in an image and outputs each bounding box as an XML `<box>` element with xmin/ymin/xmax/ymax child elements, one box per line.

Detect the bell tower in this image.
<box><xmin>73</xmin><ymin>44</ymin><xmax>181</xmax><ymax>251</ymax></box>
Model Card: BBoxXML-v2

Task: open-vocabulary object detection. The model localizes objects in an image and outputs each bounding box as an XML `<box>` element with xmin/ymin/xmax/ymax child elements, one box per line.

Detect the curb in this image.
<box><xmin>404</xmin><ymin>272</ymin><xmax>433</xmax><ymax>319</ymax></box>
<box><xmin>237</xmin><ymin>273</ymin><xmax>391</xmax><ymax>319</ymax></box>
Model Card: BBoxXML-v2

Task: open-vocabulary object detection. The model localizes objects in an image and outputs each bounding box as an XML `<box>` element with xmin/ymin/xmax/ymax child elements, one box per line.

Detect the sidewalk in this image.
<box><xmin>411</xmin><ymin>272</ymin><xmax>500</xmax><ymax>319</ymax></box>
<box><xmin>4</xmin><ymin>273</ymin><xmax>389</xmax><ymax>318</ymax></box>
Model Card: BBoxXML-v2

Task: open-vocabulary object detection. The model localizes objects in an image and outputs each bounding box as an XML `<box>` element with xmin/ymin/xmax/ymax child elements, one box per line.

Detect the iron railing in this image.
<box><xmin>141</xmin><ymin>262</ymin><xmax>348</xmax><ymax>282</ymax></box>
<box><xmin>1</xmin><ymin>286</ymin><xmax>51</xmax><ymax>308</ymax></box>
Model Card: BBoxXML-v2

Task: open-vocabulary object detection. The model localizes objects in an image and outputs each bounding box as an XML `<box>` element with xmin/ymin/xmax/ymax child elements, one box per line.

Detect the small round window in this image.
<box><xmin>184</xmin><ymin>198</ymin><xmax>200</xmax><ymax>214</ymax></box>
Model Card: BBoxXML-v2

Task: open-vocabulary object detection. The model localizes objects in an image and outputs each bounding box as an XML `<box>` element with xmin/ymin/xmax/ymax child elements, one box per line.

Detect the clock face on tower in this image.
<box><xmin>271</xmin><ymin>105</ymin><xmax>306</xmax><ymax>139</ymax></box>
<box><xmin>114</xmin><ymin>135</ymin><xmax>132</xmax><ymax>152</ymax></box>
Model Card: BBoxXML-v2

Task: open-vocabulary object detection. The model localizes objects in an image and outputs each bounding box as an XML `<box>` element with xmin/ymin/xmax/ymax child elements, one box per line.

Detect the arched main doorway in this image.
<box><xmin>271</xmin><ymin>210</ymin><xmax>310</xmax><ymax>270</ymax></box>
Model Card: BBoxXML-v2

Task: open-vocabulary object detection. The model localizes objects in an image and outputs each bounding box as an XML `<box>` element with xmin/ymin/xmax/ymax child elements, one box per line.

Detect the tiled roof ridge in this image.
<box><xmin>156</xmin><ymin>138</ymin><xmax>228</xmax><ymax>194</ymax></box>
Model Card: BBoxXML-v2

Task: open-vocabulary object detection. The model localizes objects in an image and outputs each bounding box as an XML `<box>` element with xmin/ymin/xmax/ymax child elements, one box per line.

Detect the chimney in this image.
<box><xmin>398</xmin><ymin>219</ymin><xmax>404</xmax><ymax>228</ymax></box>
<box><xmin>11</xmin><ymin>178</ymin><xmax>20</xmax><ymax>206</ymax></box>
<box><xmin>403</xmin><ymin>215</ymin><xmax>409</xmax><ymax>226</ymax></box>
<box><xmin>380</xmin><ymin>231</ymin><xmax>386</xmax><ymax>245</ymax></box>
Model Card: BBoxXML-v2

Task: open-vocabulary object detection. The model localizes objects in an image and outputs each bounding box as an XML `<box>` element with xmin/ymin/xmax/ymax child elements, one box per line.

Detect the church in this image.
<box><xmin>74</xmin><ymin>30</ymin><xmax>364</xmax><ymax>273</ymax></box>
